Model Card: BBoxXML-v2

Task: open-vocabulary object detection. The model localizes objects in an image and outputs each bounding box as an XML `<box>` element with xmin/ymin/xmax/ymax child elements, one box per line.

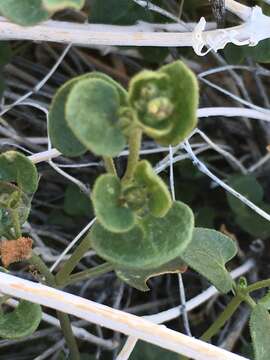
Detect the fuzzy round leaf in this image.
<box><xmin>129</xmin><ymin>60</ymin><xmax>199</xmax><ymax>145</ymax></box>
<box><xmin>49</xmin><ymin>76</ymin><xmax>88</xmax><ymax>157</ymax></box>
<box><xmin>90</xmin><ymin>201</ymin><xmax>194</xmax><ymax>270</ymax></box>
<box><xmin>0</xmin><ymin>151</ymin><xmax>38</xmax><ymax>193</ymax></box>
<box><xmin>133</xmin><ymin>160</ymin><xmax>172</xmax><ymax>217</ymax></box>
<box><xmin>66</xmin><ymin>78</ymin><xmax>127</xmax><ymax>156</ymax></box>
<box><xmin>0</xmin><ymin>0</ymin><xmax>49</xmax><ymax>26</ymax></box>
<box><xmin>181</xmin><ymin>228</ymin><xmax>238</xmax><ymax>293</ymax></box>
<box><xmin>49</xmin><ymin>72</ymin><xmax>128</xmax><ymax>157</ymax></box>
<box><xmin>93</xmin><ymin>174</ymin><xmax>135</xmax><ymax>233</ymax></box>
<box><xmin>0</xmin><ymin>300</ymin><xmax>42</xmax><ymax>339</ymax></box>
<box><xmin>42</xmin><ymin>0</ymin><xmax>84</xmax><ymax>12</ymax></box>
<box><xmin>0</xmin><ymin>182</ymin><xmax>31</xmax><ymax>235</ymax></box>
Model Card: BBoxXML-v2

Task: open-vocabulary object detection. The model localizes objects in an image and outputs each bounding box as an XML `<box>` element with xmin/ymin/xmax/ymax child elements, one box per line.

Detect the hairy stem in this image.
<box><xmin>28</xmin><ymin>253</ymin><xmax>80</xmax><ymax>359</ymax></box>
<box><xmin>103</xmin><ymin>156</ymin><xmax>117</xmax><ymax>176</ymax></box>
<box><xmin>64</xmin><ymin>263</ymin><xmax>114</xmax><ymax>287</ymax></box>
<box><xmin>242</xmin><ymin>294</ymin><xmax>256</xmax><ymax>308</ymax></box>
<box><xmin>246</xmin><ymin>279</ymin><xmax>270</xmax><ymax>294</ymax></box>
<box><xmin>55</xmin><ymin>235</ymin><xmax>92</xmax><ymax>285</ymax></box>
<box><xmin>122</xmin><ymin>128</ymin><xmax>142</xmax><ymax>183</ymax></box>
<box><xmin>200</xmin><ymin>296</ymin><xmax>242</xmax><ymax>342</ymax></box>
<box><xmin>56</xmin><ymin>311</ymin><xmax>80</xmax><ymax>360</ymax></box>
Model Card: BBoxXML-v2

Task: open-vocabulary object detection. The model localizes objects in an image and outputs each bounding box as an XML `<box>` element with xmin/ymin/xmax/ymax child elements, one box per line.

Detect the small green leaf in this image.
<box><xmin>49</xmin><ymin>72</ymin><xmax>127</xmax><ymax>157</ymax></box>
<box><xmin>0</xmin><ymin>151</ymin><xmax>38</xmax><ymax>193</ymax></box>
<box><xmin>181</xmin><ymin>228</ymin><xmax>238</xmax><ymax>293</ymax></box>
<box><xmin>89</xmin><ymin>0</ymin><xmax>151</xmax><ymax>25</ymax></box>
<box><xmin>0</xmin><ymin>300</ymin><xmax>42</xmax><ymax>339</ymax></box>
<box><xmin>66</xmin><ymin>77</ymin><xmax>127</xmax><ymax>156</ymax></box>
<box><xmin>116</xmin><ymin>257</ymin><xmax>187</xmax><ymax>291</ymax></box>
<box><xmin>227</xmin><ymin>175</ymin><xmax>264</xmax><ymax>217</ymax></box>
<box><xmin>0</xmin><ymin>42</ymin><xmax>12</xmax><ymax>67</ymax></box>
<box><xmin>64</xmin><ymin>184</ymin><xmax>92</xmax><ymax>217</ymax></box>
<box><xmin>250</xmin><ymin>305</ymin><xmax>270</xmax><ymax>360</ymax></box>
<box><xmin>93</xmin><ymin>174</ymin><xmax>135</xmax><ymax>233</ymax></box>
<box><xmin>133</xmin><ymin>160</ymin><xmax>172</xmax><ymax>217</ymax></box>
<box><xmin>130</xmin><ymin>341</ymin><xmax>179</xmax><ymax>360</ymax></box>
<box><xmin>236</xmin><ymin>204</ymin><xmax>270</xmax><ymax>240</ymax></box>
<box><xmin>129</xmin><ymin>60</ymin><xmax>199</xmax><ymax>145</ymax></box>
<box><xmin>0</xmin><ymin>0</ymin><xmax>49</xmax><ymax>26</ymax></box>
<box><xmin>0</xmin><ymin>182</ymin><xmax>31</xmax><ymax>235</ymax></box>
<box><xmin>49</xmin><ymin>76</ymin><xmax>88</xmax><ymax>157</ymax></box>
<box><xmin>90</xmin><ymin>201</ymin><xmax>194</xmax><ymax>270</ymax></box>
<box><xmin>195</xmin><ymin>206</ymin><xmax>216</xmax><ymax>228</ymax></box>
<box><xmin>223</xmin><ymin>44</ymin><xmax>246</xmax><ymax>64</ymax></box>
<box><xmin>246</xmin><ymin>39</ymin><xmax>270</xmax><ymax>63</ymax></box>
<box><xmin>42</xmin><ymin>0</ymin><xmax>84</xmax><ymax>12</ymax></box>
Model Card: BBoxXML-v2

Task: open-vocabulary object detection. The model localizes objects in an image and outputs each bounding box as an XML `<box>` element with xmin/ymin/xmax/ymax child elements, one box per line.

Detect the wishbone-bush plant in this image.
<box><xmin>0</xmin><ymin>57</ymin><xmax>270</xmax><ymax>360</ymax></box>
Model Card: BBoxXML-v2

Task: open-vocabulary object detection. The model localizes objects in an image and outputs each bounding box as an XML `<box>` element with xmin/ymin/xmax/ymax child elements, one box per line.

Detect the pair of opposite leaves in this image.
<box><xmin>48</xmin><ymin>60</ymin><xmax>199</xmax><ymax>158</ymax></box>
<box><xmin>91</xmin><ymin>159</ymin><xmax>237</xmax><ymax>294</ymax></box>
<box><xmin>0</xmin><ymin>152</ymin><xmax>42</xmax><ymax>340</ymax></box>
<box><xmin>0</xmin><ymin>0</ymin><xmax>85</xmax><ymax>26</ymax></box>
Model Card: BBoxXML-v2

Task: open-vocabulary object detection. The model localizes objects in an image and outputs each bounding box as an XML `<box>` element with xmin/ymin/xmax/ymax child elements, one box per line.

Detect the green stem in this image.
<box><xmin>56</xmin><ymin>311</ymin><xmax>80</xmax><ymax>360</ymax></box>
<box><xmin>28</xmin><ymin>252</ymin><xmax>56</xmax><ymax>286</ymax></box>
<box><xmin>122</xmin><ymin>128</ymin><xmax>142</xmax><ymax>183</ymax></box>
<box><xmin>242</xmin><ymin>294</ymin><xmax>256</xmax><ymax>309</ymax></box>
<box><xmin>64</xmin><ymin>263</ymin><xmax>114</xmax><ymax>287</ymax></box>
<box><xmin>27</xmin><ymin>253</ymin><xmax>80</xmax><ymax>359</ymax></box>
<box><xmin>55</xmin><ymin>235</ymin><xmax>92</xmax><ymax>285</ymax></box>
<box><xmin>103</xmin><ymin>156</ymin><xmax>117</xmax><ymax>176</ymax></box>
<box><xmin>200</xmin><ymin>296</ymin><xmax>242</xmax><ymax>342</ymax></box>
<box><xmin>10</xmin><ymin>209</ymin><xmax>21</xmax><ymax>238</ymax></box>
<box><xmin>246</xmin><ymin>279</ymin><xmax>270</xmax><ymax>294</ymax></box>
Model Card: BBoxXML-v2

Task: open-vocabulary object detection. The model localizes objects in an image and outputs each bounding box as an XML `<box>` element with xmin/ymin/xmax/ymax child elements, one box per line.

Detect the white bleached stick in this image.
<box><xmin>0</xmin><ymin>271</ymin><xmax>248</xmax><ymax>360</ymax></box>
<box><xmin>0</xmin><ymin>1</ymin><xmax>268</xmax><ymax>56</ymax></box>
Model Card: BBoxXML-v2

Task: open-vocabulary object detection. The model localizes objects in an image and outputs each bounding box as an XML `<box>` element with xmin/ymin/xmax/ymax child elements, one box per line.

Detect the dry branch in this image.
<box><xmin>0</xmin><ymin>0</ymin><xmax>268</xmax><ymax>56</ymax></box>
<box><xmin>0</xmin><ymin>271</ymin><xmax>248</xmax><ymax>360</ymax></box>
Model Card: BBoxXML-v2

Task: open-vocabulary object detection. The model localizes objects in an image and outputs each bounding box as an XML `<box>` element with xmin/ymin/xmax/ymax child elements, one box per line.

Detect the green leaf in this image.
<box><xmin>93</xmin><ymin>161</ymin><xmax>171</xmax><ymax>232</ymax></box>
<box><xmin>49</xmin><ymin>72</ymin><xmax>127</xmax><ymax>157</ymax></box>
<box><xmin>89</xmin><ymin>0</ymin><xmax>151</xmax><ymax>25</ymax></box>
<box><xmin>90</xmin><ymin>201</ymin><xmax>194</xmax><ymax>270</ymax></box>
<box><xmin>64</xmin><ymin>184</ymin><xmax>92</xmax><ymax>217</ymax></box>
<box><xmin>181</xmin><ymin>228</ymin><xmax>238</xmax><ymax>293</ymax></box>
<box><xmin>227</xmin><ymin>175</ymin><xmax>264</xmax><ymax>217</ymax></box>
<box><xmin>66</xmin><ymin>77</ymin><xmax>127</xmax><ymax>156</ymax></box>
<box><xmin>49</xmin><ymin>76</ymin><xmax>88</xmax><ymax>157</ymax></box>
<box><xmin>195</xmin><ymin>206</ymin><xmax>216</xmax><ymax>228</ymax></box>
<box><xmin>130</xmin><ymin>341</ymin><xmax>179</xmax><ymax>360</ymax></box>
<box><xmin>0</xmin><ymin>182</ymin><xmax>31</xmax><ymax>235</ymax></box>
<box><xmin>129</xmin><ymin>60</ymin><xmax>199</xmax><ymax>145</ymax></box>
<box><xmin>0</xmin><ymin>300</ymin><xmax>42</xmax><ymax>339</ymax></box>
<box><xmin>246</xmin><ymin>39</ymin><xmax>270</xmax><ymax>63</ymax></box>
<box><xmin>250</xmin><ymin>305</ymin><xmax>270</xmax><ymax>360</ymax></box>
<box><xmin>42</xmin><ymin>0</ymin><xmax>84</xmax><ymax>12</ymax></box>
<box><xmin>92</xmin><ymin>174</ymin><xmax>135</xmax><ymax>233</ymax></box>
<box><xmin>0</xmin><ymin>0</ymin><xmax>49</xmax><ymax>26</ymax></box>
<box><xmin>133</xmin><ymin>160</ymin><xmax>172</xmax><ymax>217</ymax></box>
<box><xmin>0</xmin><ymin>151</ymin><xmax>38</xmax><ymax>193</ymax></box>
<box><xmin>236</xmin><ymin>204</ymin><xmax>270</xmax><ymax>239</ymax></box>
<box><xmin>116</xmin><ymin>257</ymin><xmax>187</xmax><ymax>291</ymax></box>
<box><xmin>223</xmin><ymin>44</ymin><xmax>246</xmax><ymax>64</ymax></box>
<box><xmin>0</xmin><ymin>42</ymin><xmax>12</xmax><ymax>67</ymax></box>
